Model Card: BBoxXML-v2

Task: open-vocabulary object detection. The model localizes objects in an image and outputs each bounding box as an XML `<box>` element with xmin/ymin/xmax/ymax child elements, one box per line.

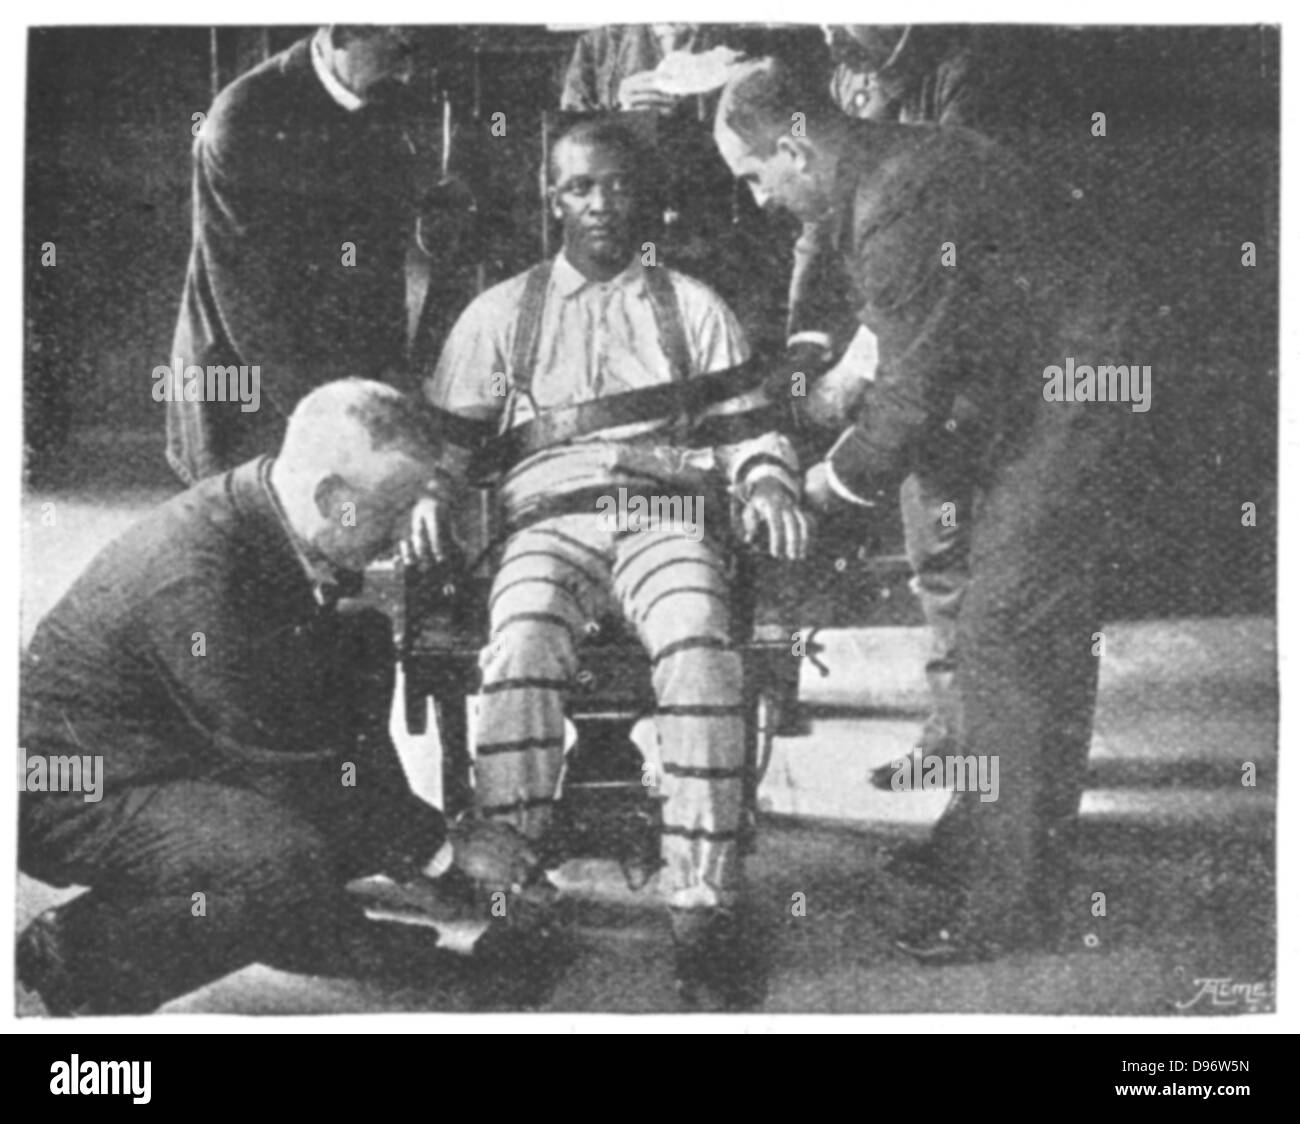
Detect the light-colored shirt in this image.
<box><xmin>425</xmin><ymin>252</ymin><xmax>798</xmax><ymax>515</ymax></box>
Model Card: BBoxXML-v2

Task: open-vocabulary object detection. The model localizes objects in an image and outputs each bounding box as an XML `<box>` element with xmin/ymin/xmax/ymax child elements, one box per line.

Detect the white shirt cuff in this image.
<box><xmin>786</xmin><ymin>330</ymin><xmax>835</xmax><ymax>353</ymax></box>
<box><xmin>421</xmin><ymin>839</ymin><xmax>455</xmax><ymax>881</ymax></box>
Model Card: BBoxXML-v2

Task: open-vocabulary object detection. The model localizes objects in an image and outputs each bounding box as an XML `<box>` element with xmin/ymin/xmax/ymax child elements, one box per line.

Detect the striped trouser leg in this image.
<box><xmin>474</xmin><ymin>521</ymin><xmax>608</xmax><ymax>839</ymax></box>
<box><xmin>612</xmin><ymin>530</ymin><xmax>744</xmax><ymax>909</ymax></box>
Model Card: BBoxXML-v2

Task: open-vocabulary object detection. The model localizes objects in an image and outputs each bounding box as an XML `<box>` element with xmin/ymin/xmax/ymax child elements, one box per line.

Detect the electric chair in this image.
<box><xmin>386</xmin><ymin>107</ymin><xmax>915</xmax><ymax>890</ymax></box>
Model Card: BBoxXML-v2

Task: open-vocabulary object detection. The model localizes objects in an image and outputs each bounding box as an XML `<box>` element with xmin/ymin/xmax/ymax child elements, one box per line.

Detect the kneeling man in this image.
<box><xmin>19</xmin><ymin>380</ymin><xmax>533</xmax><ymax>1014</ymax></box>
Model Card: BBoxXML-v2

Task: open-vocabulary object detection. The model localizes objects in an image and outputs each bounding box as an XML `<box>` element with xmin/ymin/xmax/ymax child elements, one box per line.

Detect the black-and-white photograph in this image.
<box><xmin>14</xmin><ymin>15</ymin><xmax>1280</xmax><ymax>1021</ymax></box>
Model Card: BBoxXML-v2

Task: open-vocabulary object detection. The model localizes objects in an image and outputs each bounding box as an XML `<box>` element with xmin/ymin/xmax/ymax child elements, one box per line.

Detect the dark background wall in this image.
<box><xmin>23</xmin><ymin>25</ymin><xmax>1278</xmax><ymax>619</ymax></box>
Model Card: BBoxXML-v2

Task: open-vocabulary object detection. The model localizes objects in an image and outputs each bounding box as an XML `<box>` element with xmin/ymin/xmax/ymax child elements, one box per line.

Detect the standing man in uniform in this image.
<box><xmin>167</xmin><ymin>25</ymin><xmax>427</xmax><ymax>484</ymax></box>
<box><xmin>713</xmin><ymin>58</ymin><xmax>1128</xmax><ymax>960</ymax></box>
<box><xmin>791</xmin><ymin>26</ymin><xmax>1000</xmax><ymax>786</ymax></box>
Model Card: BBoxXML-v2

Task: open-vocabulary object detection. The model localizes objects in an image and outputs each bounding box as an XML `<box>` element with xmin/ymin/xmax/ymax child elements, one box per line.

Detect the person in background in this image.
<box><xmin>560</xmin><ymin>24</ymin><xmax>719</xmax><ymax>114</ymax></box>
<box><xmin>167</xmin><ymin>26</ymin><xmax>429</xmax><ymax>484</ymax></box>
<box><xmin>823</xmin><ymin>25</ymin><xmax>983</xmax><ymax>124</ymax></box>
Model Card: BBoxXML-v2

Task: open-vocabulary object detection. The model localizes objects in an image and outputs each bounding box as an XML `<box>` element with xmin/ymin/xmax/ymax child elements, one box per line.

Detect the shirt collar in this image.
<box><xmin>257</xmin><ymin>456</ymin><xmax>363</xmax><ymax>607</ymax></box>
<box><xmin>311</xmin><ymin>28</ymin><xmax>365</xmax><ymax>112</ymax></box>
<box><xmin>551</xmin><ymin>251</ymin><xmax>646</xmax><ymax>299</ymax></box>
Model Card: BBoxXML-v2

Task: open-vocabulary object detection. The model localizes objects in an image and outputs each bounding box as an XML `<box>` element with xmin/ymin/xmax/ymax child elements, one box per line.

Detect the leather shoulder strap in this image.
<box><xmin>643</xmin><ymin>266</ymin><xmax>692</xmax><ymax>382</ymax></box>
<box><xmin>509</xmin><ymin>260</ymin><xmax>554</xmax><ymax>396</ymax></box>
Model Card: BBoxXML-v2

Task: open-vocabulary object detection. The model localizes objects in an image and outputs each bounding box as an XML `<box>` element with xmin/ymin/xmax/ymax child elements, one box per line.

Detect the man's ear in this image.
<box><xmin>775</xmin><ymin>134</ymin><xmax>813</xmax><ymax>174</ymax></box>
<box><xmin>313</xmin><ymin>473</ymin><xmax>350</xmax><ymax>523</ymax></box>
<box><xmin>547</xmin><ymin>185</ymin><xmax>562</xmax><ymax>220</ymax></box>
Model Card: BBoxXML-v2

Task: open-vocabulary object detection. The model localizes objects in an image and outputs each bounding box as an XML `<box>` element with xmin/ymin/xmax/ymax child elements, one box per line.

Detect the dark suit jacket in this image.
<box><xmin>20</xmin><ymin>457</ymin><xmax>443</xmax><ymax>865</ymax></box>
<box><xmin>823</xmin><ymin>123</ymin><xmax>1131</xmax><ymax>500</ymax></box>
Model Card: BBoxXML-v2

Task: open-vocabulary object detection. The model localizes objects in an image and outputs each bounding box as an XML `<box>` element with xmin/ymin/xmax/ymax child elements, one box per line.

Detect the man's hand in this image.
<box><xmin>802</xmin><ymin>460</ymin><xmax>875</xmax><ymax>518</ymax></box>
<box><xmin>792</xmin><ymin>325</ymin><xmax>876</xmax><ymax>430</ymax></box>
<box><xmin>447</xmin><ymin>819</ymin><xmax>541</xmax><ymax>891</ymax></box>
<box><xmin>800</xmin><ymin>368</ymin><xmax>868</xmax><ymax>430</ymax></box>
<box><xmin>617</xmin><ymin>70</ymin><xmax>683</xmax><ymax>113</ymax></box>
<box><xmin>740</xmin><ymin>479</ymin><xmax>809</xmax><ymax>561</ymax></box>
<box><xmin>401</xmin><ymin>494</ymin><xmax>458</xmax><ymax>569</ymax></box>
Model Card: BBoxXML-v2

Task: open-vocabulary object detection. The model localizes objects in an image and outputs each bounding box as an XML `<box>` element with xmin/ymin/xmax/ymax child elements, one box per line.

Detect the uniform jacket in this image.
<box><xmin>823</xmin><ymin>123</ymin><xmax>1130</xmax><ymax>501</ymax></box>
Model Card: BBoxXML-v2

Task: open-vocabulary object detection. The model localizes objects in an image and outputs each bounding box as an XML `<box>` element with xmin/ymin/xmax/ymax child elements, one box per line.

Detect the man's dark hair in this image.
<box><xmin>548</xmin><ymin>117</ymin><xmax>653</xmax><ymax>187</ymax></box>
<box><xmin>331</xmin><ymin>25</ymin><xmax>410</xmax><ymax>47</ymax></box>
<box><xmin>719</xmin><ymin>57</ymin><xmax>840</xmax><ymax>156</ymax></box>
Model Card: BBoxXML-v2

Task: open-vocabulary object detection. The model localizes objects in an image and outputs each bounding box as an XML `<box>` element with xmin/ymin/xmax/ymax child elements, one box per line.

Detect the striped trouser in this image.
<box><xmin>473</xmin><ymin>513</ymin><xmax>744</xmax><ymax>909</ymax></box>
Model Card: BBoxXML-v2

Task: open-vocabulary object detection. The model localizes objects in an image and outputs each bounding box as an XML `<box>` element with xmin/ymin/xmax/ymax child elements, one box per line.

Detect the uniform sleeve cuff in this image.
<box><xmin>825</xmin><ymin>429</ymin><xmax>878</xmax><ymax>508</ymax></box>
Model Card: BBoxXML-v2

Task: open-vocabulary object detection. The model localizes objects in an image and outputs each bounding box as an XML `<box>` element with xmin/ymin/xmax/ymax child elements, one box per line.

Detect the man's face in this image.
<box><xmin>714</xmin><ymin>121</ymin><xmax>824</xmax><ymax>222</ymax></box>
<box><xmin>310</xmin><ymin>454</ymin><xmax>434</xmax><ymax>572</ymax></box>
<box><xmin>337</xmin><ymin>26</ymin><xmax>418</xmax><ymax>101</ymax></box>
<box><xmin>551</xmin><ymin>140</ymin><xmax>639</xmax><ymax>274</ymax></box>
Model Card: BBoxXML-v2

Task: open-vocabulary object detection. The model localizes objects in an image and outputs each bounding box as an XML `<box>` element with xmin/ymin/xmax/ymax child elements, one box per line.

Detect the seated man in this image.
<box><xmin>415</xmin><ymin>117</ymin><xmax>806</xmax><ymax>1008</ymax></box>
<box><xmin>18</xmin><ymin>380</ymin><xmax>535</xmax><ymax>1015</ymax></box>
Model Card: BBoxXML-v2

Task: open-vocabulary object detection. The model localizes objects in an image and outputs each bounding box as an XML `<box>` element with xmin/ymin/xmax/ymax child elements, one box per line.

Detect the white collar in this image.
<box><xmin>311</xmin><ymin>28</ymin><xmax>364</xmax><ymax>112</ymax></box>
<box><xmin>552</xmin><ymin>251</ymin><xmax>645</xmax><ymax>298</ymax></box>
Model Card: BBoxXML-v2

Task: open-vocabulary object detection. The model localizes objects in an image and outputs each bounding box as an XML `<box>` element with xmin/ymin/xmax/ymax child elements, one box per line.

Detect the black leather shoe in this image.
<box><xmin>670</xmin><ymin>906</ymin><xmax>763</xmax><ymax>1012</ymax></box>
<box><xmin>871</xmin><ymin>717</ymin><xmax>959</xmax><ymax>791</ymax></box>
<box><xmin>894</xmin><ymin>922</ymin><xmax>999</xmax><ymax>965</ymax></box>
<box><xmin>870</xmin><ymin>748</ymin><xmax>928</xmax><ymax>791</ymax></box>
<box><xmin>896</xmin><ymin>908</ymin><xmax>1066</xmax><ymax>965</ymax></box>
<box><xmin>17</xmin><ymin>908</ymin><xmax>90</xmax><ymax>1017</ymax></box>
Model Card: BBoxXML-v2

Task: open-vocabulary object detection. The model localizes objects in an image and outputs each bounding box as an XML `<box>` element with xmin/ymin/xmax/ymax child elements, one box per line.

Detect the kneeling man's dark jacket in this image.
<box><xmin>20</xmin><ymin>457</ymin><xmax>442</xmax><ymax>868</ymax></box>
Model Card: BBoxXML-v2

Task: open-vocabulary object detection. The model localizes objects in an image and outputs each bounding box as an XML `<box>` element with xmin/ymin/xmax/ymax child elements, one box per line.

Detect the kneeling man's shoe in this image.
<box><xmin>670</xmin><ymin>906</ymin><xmax>763</xmax><ymax>1012</ymax></box>
<box><xmin>348</xmin><ymin>866</ymin><xmax>482</xmax><ymax>925</ymax></box>
<box><xmin>17</xmin><ymin>908</ymin><xmax>92</xmax><ymax>1017</ymax></box>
